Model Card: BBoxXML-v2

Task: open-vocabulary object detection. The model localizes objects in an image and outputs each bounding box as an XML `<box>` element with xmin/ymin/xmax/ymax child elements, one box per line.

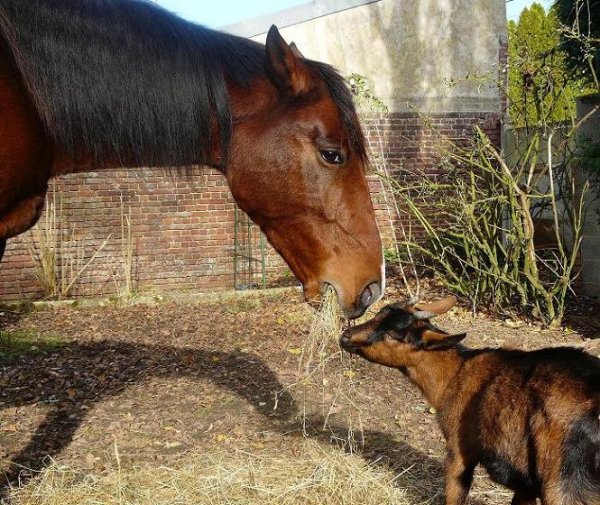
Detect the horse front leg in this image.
<box><xmin>0</xmin><ymin>190</ymin><xmax>47</xmax><ymax>264</ymax></box>
<box><xmin>0</xmin><ymin>36</ymin><xmax>53</xmax><ymax>252</ymax></box>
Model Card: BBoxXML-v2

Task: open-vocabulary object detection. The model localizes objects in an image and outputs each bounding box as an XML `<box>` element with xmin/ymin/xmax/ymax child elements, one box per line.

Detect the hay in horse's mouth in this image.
<box><xmin>279</xmin><ymin>285</ymin><xmax>367</xmax><ymax>449</ymax></box>
<box><xmin>316</xmin><ymin>282</ymin><xmax>353</xmax><ymax>319</ymax></box>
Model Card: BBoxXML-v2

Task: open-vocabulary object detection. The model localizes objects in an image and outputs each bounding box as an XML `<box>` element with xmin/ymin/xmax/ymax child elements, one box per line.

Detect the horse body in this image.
<box><xmin>0</xmin><ymin>32</ymin><xmax>51</xmax><ymax>242</ymax></box>
<box><xmin>0</xmin><ymin>0</ymin><xmax>384</xmax><ymax>317</ymax></box>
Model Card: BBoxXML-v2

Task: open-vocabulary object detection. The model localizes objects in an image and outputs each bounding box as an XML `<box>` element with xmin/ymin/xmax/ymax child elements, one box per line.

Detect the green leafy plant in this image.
<box><xmin>347</xmin><ymin>73</ymin><xmax>388</xmax><ymax>113</ymax></box>
<box><xmin>507</xmin><ymin>2</ymin><xmax>594</xmax><ymax>127</ymax></box>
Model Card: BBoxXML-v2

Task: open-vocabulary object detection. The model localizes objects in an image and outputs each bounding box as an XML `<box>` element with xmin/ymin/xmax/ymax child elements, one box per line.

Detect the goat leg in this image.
<box><xmin>511</xmin><ymin>491</ymin><xmax>537</xmax><ymax>505</ymax></box>
<box><xmin>444</xmin><ymin>451</ymin><xmax>475</xmax><ymax>505</ymax></box>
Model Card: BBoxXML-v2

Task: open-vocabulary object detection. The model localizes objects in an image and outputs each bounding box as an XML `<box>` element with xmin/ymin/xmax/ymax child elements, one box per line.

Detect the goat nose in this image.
<box><xmin>339</xmin><ymin>329</ymin><xmax>354</xmax><ymax>350</ymax></box>
<box><xmin>352</xmin><ymin>282</ymin><xmax>381</xmax><ymax>318</ymax></box>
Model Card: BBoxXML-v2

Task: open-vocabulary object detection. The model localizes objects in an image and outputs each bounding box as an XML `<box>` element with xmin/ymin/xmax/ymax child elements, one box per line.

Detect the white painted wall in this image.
<box><xmin>226</xmin><ymin>0</ymin><xmax>506</xmax><ymax>113</ymax></box>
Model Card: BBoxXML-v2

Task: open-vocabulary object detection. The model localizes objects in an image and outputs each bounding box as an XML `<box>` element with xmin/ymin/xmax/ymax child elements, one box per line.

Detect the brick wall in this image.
<box><xmin>0</xmin><ymin>113</ymin><xmax>500</xmax><ymax>302</ymax></box>
<box><xmin>0</xmin><ymin>169</ymin><xmax>293</xmax><ymax>301</ymax></box>
<box><xmin>365</xmin><ymin>112</ymin><xmax>502</xmax><ymax>245</ymax></box>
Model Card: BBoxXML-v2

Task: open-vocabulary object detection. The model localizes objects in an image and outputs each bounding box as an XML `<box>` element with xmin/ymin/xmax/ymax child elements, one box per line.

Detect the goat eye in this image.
<box><xmin>320</xmin><ymin>149</ymin><xmax>344</xmax><ymax>164</ymax></box>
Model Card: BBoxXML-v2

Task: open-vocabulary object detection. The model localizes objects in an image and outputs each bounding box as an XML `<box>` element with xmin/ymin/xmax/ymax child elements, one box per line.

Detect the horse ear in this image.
<box><xmin>289</xmin><ymin>42</ymin><xmax>304</xmax><ymax>58</ymax></box>
<box><xmin>420</xmin><ymin>330</ymin><xmax>466</xmax><ymax>350</ymax></box>
<box><xmin>265</xmin><ymin>25</ymin><xmax>312</xmax><ymax>96</ymax></box>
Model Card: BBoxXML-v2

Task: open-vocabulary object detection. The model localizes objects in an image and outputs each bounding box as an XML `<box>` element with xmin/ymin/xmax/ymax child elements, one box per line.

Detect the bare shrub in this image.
<box><xmin>22</xmin><ymin>188</ymin><xmax>110</xmax><ymax>300</ymax></box>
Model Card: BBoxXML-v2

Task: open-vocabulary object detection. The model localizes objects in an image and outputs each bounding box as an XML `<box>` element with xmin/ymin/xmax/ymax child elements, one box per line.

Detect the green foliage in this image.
<box><xmin>347</xmin><ymin>73</ymin><xmax>388</xmax><ymax>113</ymax></box>
<box><xmin>577</xmin><ymin>137</ymin><xmax>600</xmax><ymax>174</ymax></box>
<box><xmin>508</xmin><ymin>2</ymin><xmax>593</xmax><ymax>127</ymax></box>
<box><xmin>383</xmin><ymin>248</ymin><xmax>400</xmax><ymax>264</ymax></box>
<box><xmin>553</xmin><ymin>0</ymin><xmax>600</xmax><ymax>85</ymax></box>
<box><xmin>383</xmin><ymin>246</ymin><xmax>413</xmax><ymax>265</ymax></box>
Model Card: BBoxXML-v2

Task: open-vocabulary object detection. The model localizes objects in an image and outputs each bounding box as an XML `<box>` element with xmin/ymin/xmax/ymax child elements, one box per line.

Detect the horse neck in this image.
<box><xmin>403</xmin><ymin>349</ymin><xmax>465</xmax><ymax>409</ymax></box>
<box><xmin>51</xmin><ymin>76</ymin><xmax>278</xmax><ymax>178</ymax></box>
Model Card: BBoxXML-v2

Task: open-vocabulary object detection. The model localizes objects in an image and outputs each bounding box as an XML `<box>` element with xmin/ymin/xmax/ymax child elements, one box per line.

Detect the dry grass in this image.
<box><xmin>281</xmin><ymin>287</ymin><xmax>368</xmax><ymax>451</ymax></box>
<box><xmin>22</xmin><ymin>188</ymin><xmax>110</xmax><ymax>300</ymax></box>
<box><xmin>299</xmin><ymin>286</ymin><xmax>343</xmax><ymax>371</ymax></box>
<box><xmin>7</xmin><ymin>441</ymin><xmax>411</xmax><ymax>505</ymax></box>
<box><xmin>113</xmin><ymin>195</ymin><xmax>136</xmax><ymax>303</ymax></box>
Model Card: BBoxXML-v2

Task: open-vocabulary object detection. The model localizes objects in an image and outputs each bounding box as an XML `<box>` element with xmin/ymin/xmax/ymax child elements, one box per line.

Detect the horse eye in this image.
<box><xmin>320</xmin><ymin>149</ymin><xmax>344</xmax><ymax>165</ymax></box>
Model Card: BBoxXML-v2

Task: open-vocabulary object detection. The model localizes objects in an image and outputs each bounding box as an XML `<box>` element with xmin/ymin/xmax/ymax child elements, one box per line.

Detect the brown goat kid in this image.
<box><xmin>340</xmin><ymin>296</ymin><xmax>600</xmax><ymax>505</ymax></box>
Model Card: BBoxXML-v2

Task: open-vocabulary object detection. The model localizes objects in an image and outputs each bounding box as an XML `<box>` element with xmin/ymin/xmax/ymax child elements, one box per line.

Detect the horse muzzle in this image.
<box><xmin>304</xmin><ymin>280</ymin><xmax>382</xmax><ymax>319</ymax></box>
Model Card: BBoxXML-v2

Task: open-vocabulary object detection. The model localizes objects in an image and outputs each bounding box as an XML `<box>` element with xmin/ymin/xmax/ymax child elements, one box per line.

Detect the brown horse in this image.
<box><xmin>0</xmin><ymin>0</ymin><xmax>383</xmax><ymax>318</ymax></box>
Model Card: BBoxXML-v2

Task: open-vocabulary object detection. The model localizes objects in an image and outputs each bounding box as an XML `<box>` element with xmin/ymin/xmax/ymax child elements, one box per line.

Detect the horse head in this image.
<box><xmin>225</xmin><ymin>27</ymin><xmax>384</xmax><ymax>318</ymax></box>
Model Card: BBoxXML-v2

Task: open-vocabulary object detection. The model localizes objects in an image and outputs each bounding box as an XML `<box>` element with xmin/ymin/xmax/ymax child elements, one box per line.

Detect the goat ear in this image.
<box><xmin>421</xmin><ymin>330</ymin><xmax>466</xmax><ymax>349</ymax></box>
<box><xmin>416</xmin><ymin>295</ymin><xmax>457</xmax><ymax>316</ymax></box>
<box><xmin>390</xmin><ymin>311</ymin><xmax>418</xmax><ymax>333</ymax></box>
<box><xmin>265</xmin><ymin>26</ymin><xmax>312</xmax><ymax>96</ymax></box>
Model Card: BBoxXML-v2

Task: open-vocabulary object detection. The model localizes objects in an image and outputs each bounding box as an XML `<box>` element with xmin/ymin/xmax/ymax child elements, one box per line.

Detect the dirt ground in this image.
<box><xmin>1</xmin><ymin>281</ymin><xmax>599</xmax><ymax>504</ymax></box>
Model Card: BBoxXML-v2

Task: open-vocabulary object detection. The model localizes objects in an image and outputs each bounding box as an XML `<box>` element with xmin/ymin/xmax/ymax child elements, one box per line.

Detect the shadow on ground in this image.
<box><xmin>0</xmin><ymin>340</ymin><xmax>484</xmax><ymax>505</ymax></box>
<box><xmin>563</xmin><ymin>294</ymin><xmax>600</xmax><ymax>340</ymax></box>
<box><xmin>0</xmin><ymin>308</ymin><xmax>23</xmax><ymax>332</ymax></box>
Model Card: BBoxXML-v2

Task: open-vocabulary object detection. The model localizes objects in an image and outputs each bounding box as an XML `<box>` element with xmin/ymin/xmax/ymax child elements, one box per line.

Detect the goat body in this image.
<box><xmin>440</xmin><ymin>346</ymin><xmax>600</xmax><ymax>505</ymax></box>
<box><xmin>341</xmin><ymin>298</ymin><xmax>600</xmax><ymax>505</ymax></box>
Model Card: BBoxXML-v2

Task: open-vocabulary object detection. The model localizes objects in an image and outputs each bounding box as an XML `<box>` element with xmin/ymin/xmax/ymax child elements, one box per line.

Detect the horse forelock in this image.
<box><xmin>305</xmin><ymin>60</ymin><xmax>368</xmax><ymax>165</ymax></box>
<box><xmin>0</xmin><ymin>0</ymin><xmax>367</xmax><ymax>169</ymax></box>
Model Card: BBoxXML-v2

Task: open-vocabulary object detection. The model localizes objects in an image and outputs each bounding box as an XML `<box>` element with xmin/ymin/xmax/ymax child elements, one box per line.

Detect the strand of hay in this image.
<box><xmin>299</xmin><ymin>286</ymin><xmax>342</xmax><ymax>373</ymax></box>
<box><xmin>8</xmin><ymin>441</ymin><xmax>411</xmax><ymax>505</ymax></box>
<box><xmin>281</xmin><ymin>286</ymin><xmax>367</xmax><ymax>452</ymax></box>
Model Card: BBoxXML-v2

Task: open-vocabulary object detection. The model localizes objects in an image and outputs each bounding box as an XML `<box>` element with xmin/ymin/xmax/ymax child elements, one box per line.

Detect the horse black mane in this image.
<box><xmin>0</xmin><ymin>0</ymin><xmax>366</xmax><ymax>169</ymax></box>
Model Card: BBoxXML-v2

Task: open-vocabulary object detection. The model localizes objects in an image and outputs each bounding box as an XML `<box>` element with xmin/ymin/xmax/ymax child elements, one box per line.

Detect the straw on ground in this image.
<box><xmin>8</xmin><ymin>441</ymin><xmax>411</xmax><ymax>505</ymax></box>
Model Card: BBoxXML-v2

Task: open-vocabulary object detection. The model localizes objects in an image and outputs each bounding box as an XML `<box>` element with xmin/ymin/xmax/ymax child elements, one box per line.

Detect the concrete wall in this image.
<box><xmin>226</xmin><ymin>0</ymin><xmax>506</xmax><ymax>113</ymax></box>
<box><xmin>577</xmin><ymin>95</ymin><xmax>600</xmax><ymax>298</ymax></box>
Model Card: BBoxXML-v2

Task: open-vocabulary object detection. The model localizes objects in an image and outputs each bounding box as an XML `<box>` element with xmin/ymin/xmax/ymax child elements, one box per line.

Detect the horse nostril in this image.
<box><xmin>348</xmin><ymin>282</ymin><xmax>382</xmax><ymax>319</ymax></box>
<box><xmin>360</xmin><ymin>287</ymin><xmax>372</xmax><ymax>309</ymax></box>
<box><xmin>360</xmin><ymin>282</ymin><xmax>380</xmax><ymax>310</ymax></box>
